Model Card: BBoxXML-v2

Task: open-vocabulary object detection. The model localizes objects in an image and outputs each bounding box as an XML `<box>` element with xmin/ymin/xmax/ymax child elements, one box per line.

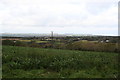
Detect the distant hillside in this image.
<box><xmin>1</xmin><ymin>33</ymin><xmax>96</xmax><ymax>37</ymax></box>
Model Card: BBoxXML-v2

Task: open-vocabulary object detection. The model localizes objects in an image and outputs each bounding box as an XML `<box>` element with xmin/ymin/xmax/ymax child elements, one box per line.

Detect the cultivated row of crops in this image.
<box><xmin>2</xmin><ymin>46</ymin><xmax>118</xmax><ymax>78</ymax></box>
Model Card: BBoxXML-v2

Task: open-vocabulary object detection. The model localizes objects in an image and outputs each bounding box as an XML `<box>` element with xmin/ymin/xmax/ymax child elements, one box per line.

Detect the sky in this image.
<box><xmin>0</xmin><ymin>0</ymin><xmax>119</xmax><ymax>36</ymax></box>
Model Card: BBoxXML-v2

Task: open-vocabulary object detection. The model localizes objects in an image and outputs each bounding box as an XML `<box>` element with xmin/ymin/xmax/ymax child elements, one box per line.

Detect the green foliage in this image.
<box><xmin>2</xmin><ymin>40</ymin><xmax>28</xmax><ymax>47</ymax></box>
<box><xmin>66</xmin><ymin>41</ymin><xmax>118</xmax><ymax>52</ymax></box>
<box><xmin>2</xmin><ymin>39</ymin><xmax>119</xmax><ymax>53</ymax></box>
<box><xmin>2</xmin><ymin>40</ymin><xmax>14</xmax><ymax>46</ymax></box>
<box><xmin>2</xmin><ymin>46</ymin><xmax>118</xmax><ymax>78</ymax></box>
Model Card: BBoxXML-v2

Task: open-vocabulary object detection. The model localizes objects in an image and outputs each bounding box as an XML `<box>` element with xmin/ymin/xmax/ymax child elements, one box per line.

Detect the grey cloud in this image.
<box><xmin>0</xmin><ymin>0</ymin><xmax>118</xmax><ymax>36</ymax></box>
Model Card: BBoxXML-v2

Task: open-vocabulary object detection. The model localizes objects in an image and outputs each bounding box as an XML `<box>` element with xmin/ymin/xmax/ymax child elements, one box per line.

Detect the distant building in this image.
<box><xmin>105</xmin><ymin>40</ymin><xmax>109</xmax><ymax>43</ymax></box>
<box><xmin>100</xmin><ymin>41</ymin><xmax>104</xmax><ymax>43</ymax></box>
<box><xmin>100</xmin><ymin>39</ymin><xmax>109</xmax><ymax>43</ymax></box>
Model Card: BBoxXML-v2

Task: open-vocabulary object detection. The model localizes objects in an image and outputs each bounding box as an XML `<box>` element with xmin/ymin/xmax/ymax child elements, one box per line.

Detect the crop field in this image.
<box><xmin>35</xmin><ymin>41</ymin><xmax>48</xmax><ymax>43</ymax></box>
<box><xmin>19</xmin><ymin>40</ymin><xmax>31</xmax><ymax>42</ymax></box>
<box><xmin>19</xmin><ymin>40</ymin><xmax>48</xmax><ymax>43</ymax></box>
<box><xmin>2</xmin><ymin>46</ymin><xmax>118</xmax><ymax>78</ymax></box>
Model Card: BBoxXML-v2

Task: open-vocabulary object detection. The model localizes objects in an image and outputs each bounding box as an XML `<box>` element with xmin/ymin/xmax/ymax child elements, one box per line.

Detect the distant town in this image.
<box><xmin>1</xmin><ymin>32</ymin><xmax>118</xmax><ymax>43</ymax></box>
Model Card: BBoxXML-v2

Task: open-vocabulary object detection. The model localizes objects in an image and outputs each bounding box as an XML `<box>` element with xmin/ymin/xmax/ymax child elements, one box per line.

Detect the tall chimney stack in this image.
<box><xmin>51</xmin><ymin>31</ymin><xmax>53</xmax><ymax>40</ymax></box>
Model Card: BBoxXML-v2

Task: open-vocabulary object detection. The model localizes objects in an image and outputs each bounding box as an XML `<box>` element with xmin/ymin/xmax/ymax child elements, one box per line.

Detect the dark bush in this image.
<box><xmin>2</xmin><ymin>40</ymin><xmax>14</xmax><ymax>46</ymax></box>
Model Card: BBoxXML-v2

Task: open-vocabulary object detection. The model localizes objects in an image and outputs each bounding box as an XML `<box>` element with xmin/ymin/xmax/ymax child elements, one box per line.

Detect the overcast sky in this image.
<box><xmin>0</xmin><ymin>0</ymin><xmax>118</xmax><ymax>36</ymax></box>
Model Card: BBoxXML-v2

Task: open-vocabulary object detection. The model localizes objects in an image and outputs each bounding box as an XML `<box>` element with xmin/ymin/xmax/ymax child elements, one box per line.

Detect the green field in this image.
<box><xmin>35</xmin><ymin>41</ymin><xmax>48</xmax><ymax>43</ymax></box>
<box><xmin>19</xmin><ymin>40</ymin><xmax>48</xmax><ymax>43</ymax></box>
<box><xmin>2</xmin><ymin>46</ymin><xmax>118</xmax><ymax>78</ymax></box>
<box><xmin>19</xmin><ymin>40</ymin><xmax>31</xmax><ymax>42</ymax></box>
